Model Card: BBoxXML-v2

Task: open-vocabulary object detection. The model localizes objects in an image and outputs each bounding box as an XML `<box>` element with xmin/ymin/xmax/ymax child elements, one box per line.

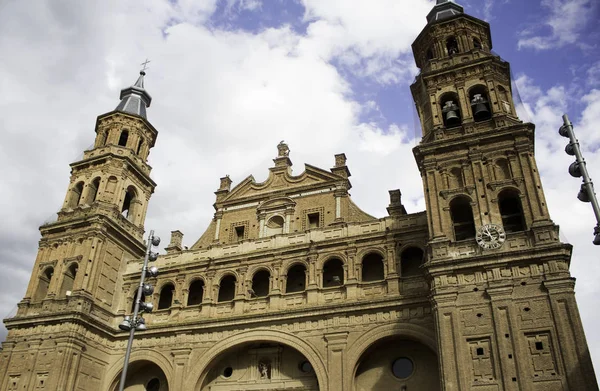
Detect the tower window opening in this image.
<box><xmin>400</xmin><ymin>247</ymin><xmax>425</xmax><ymax>277</ymax></box>
<box><xmin>322</xmin><ymin>258</ymin><xmax>344</xmax><ymax>287</ymax></box>
<box><xmin>440</xmin><ymin>92</ymin><xmax>461</xmax><ymax>128</ymax></box>
<box><xmin>426</xmin><ymin>47</ymin><xmax>434</xmax><ymax>61</ymax></box>
<box><xmin>158</xmin><ymin>283</ymin><xmax>174</xmax><ymax>309</ymax></box>
<box><xmin>118</xmin><ymin>129</ymin><xmax>129</xmax><ymax>147</ymax></box>
<box><xmin>286</xmin><ymin>264</ymin><xmax>306</xmax><ymax>293</ymax></box>
<box><xmin>234</xmin><ymin>226</ymin><xmax>245</xmax><ymax>241</ymax></box>
<box><xmin>450</xmin><ymin>196</ymin><xmax>476</xmax><ymax>241</ymax></box>
<box><xmin>68</xmin><ymin>182</ymin><xmax>85</xmax><ymax>208</ymax></box>
<box><xmin>137</xmin><ymin>139</ymin><xmax>144</xmax><ymax>155</ymax></box>
<box><xmin>187</xmin><ymin>280</ymin><xmax>204</xmax><ymax>306</ymax></box>
<box><xmin>307</xmin><ymin>213</ymin><xmax>320</xmax><ymax>229</ymax></box>
<box><xmin>469</xmin><ymin>86</ymin><xmax>492</xmax><ymax>122</ymax></box>
<box><xmin>121</xmin><ymin>186</ymin><xmax>138</xmax><ymax>221</ymax></box>
<box><xmin>34</xmin><ymin>267</ymin><xmax>54</xmax><ymax>301</ymax></box>
<box><xmin>218</xmin><ymin>275</ymin><xmax>236</xmax><ymax>302</ymax></box>
<box><xmin>361</xmin><ymin>253</ymin><xmax>384</xmax><ymax>282</ymax></box>
<box><xmin>131</xmin><ymin>293</ymin><xmax>146</xmax><ymax>313</ymax></box>
<box><xmin>252</xmin><ymin>269</ymin><xmax>270</xmax><ymax>298</ymax></box>
<box><xmin>85</xmin><ymin>177</ymin><xmax>101</xmax><ymax>204</ymax></box>
<box><xmin>446</xmin><ymin>37</ymin><xmax>459</xmax><ymax>55</ymax></box>
<box><xmin>473</xmin><ymin>37</ymin><xmax>482</xmax><ymax>50</ymax></box>
<box><xmin>59</xmin><ymin>263</ymin><xmax>78</xmax><ymax>297</ymax></box>
<box><xmin>498</xmin><ymin>189</ymin><xmax>525</xmax><ymax>232</ymax></box>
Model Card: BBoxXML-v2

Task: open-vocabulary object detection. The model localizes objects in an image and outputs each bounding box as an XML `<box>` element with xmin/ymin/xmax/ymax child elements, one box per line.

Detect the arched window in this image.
<box><xmin>361</xmin><ymin>253</ymin><xmax>384</xmax><ymax>282</ymax></box>
<box><xmin>121</xmin><ymin>186</ymin><xmax>138</xmax><ymax>221</ymax></box>
<box><xmin>218</xmin><ymin>275</ymin><xmax>236</xmax><ymax>302</ymax></box>
<box><xmin>499</xmin><ymin>189</ymin><xmax>525</xmax><ymax>232</ymax></box>
<box><xmin>131</xmin><ymin>293</ymin><xmax>146</xmax><ymax>313</ymax></box>
<box><xmin>446</xmin><ymin>37</ymin><xmax>459</xmax><ymax>55</ymax></box>
<box><xmin>469</xmin><ymin>85</ymin><xmax>492</xmax><ymax>122</ymax></box>
<box><xmin>68</xmin><ymin>182</ymin><xmax>84</xmax><ymax>208</ymax></box>
<box><xmin>426</xmin><ymin>47</ymin><xmax>434</xmax><ymax>61</ymax></box>
<box><xmin>158</xmin><ymin>283</ymin><xmax>174</xmax><ymax>310</ymax></box>
<box><xmin>400</xmin><ymin>247</ymin><xmax>424</xmax><ymax>277</ymax></box>
<box><xmin>286</xmin><ymin>264</ymin><xmax>306</xmax><ymax>293</ymax></box>
<box><xmin>34</xmin><ymin>267</ymin><xmax>54</xmax><ymax>301</ymax></box>
<box><xmin>473</xmin><ymin>37</ymin><xmax>482</xmax><ymax>50</ymax></box>
<box><xmin>137</xmin><ymin>139</ymin><xmax>144</xmax><ymax>155</ymax></box>
<box><xmin>448</xmin><ymin>167</ymin><xmax>463</xmax><ymax>188</ymax></box>
<box><xmin>118</xmin><ymin>129</ymin><xmax>129</xmax><ymax>147</ymax></box>
<box><xmin>251</xmin><ymin>270</ymin><xmax>270</xmax><ymax>298</ymax></box>
<box><xmin>440</xmin><ymin>92</ymin><xmax>461</xmax><ymax>128</ymax></box>
<box><xmin>59</xmin><ymin>263</ymin><xmax>78</xmax><ymax>297</ymax></box>
<box><xmin>187</xmin><ymin>280</ymin><xmax>204</xmax><ymax>306</ymax></box>
<box><xmin>450</xmin><ymin>196</ymin><xmax>476</xmax><ymax>241</ymax></box>
<box><xmin>495</xmin><ymin>159</ymin><xmax>511</xmax><ymax>180</ymax></box>
<box><xmin>322</xmin><ymin>258</ymin><xmax>344</xmax><ymax>288</ymax></box>
<box><xmin>266</xmin><ymin>215</ymin><xmax>285</xmax><ymax>236</ymax></box>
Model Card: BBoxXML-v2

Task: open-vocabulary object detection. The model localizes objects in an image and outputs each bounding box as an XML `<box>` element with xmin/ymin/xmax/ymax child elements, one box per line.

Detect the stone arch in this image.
<box><xmin>284</xmin><ymin>262</ymin><xmax>308</xmax><ymax>293</ymax></box>
<box><xmin>67</xmin><ymin>181</ymin><xmax>85</xmax><ymax>208</ymax></box>
<box><xmin>84</xmin><ymin>176</ymin><xmax>102</xmax><ymax>204</ymax></box>
<box><xmin>33</xmin><ymin>266</ymin><xmax>54</xmax><ymax>302</ymax></box>
<box><xmin>439</xmin><ymin>91</ymin><xmax>461</xmax><ymax>128</ymax></box>
<box><xmin>250</xmin><ymin>268</ymin><xmax>271</xmax><ymax>298</ymax></box>
<box><xmin>188</xmin><ymin>329</ymin><xmax>328</xmax><ymax>390</ymax></box>
<box><xmin>359</xmin><ymin>251</ymin><xmax>386</xmax><ymax>282</ymax></box>
<box><xmin>217</xmin><ymin>273</ymin><xmax>237</xmax><ymax>302</ymax></box>
<box><xmin>187</xmin><ymin>278</ymin><xmax>205</xmax><ymax>306</ymax></box>
<box><xmin>468</xmin><ymin>84</ymin><xmax>492</xmax><ymax>121</ymax></box>
<box><xmin>449</xmin><ymin>195</ymin><xmax>476</xmax><ymax>241</ymax></box>
<box><xmin>321</xmin><ymin>256</ymin><xmax>345</xmax><ymax>288</ymax></box>
<box><xmin>118</xmin><ymin>129</ymin><xmax>129</xmax><ymax>147</ymax></box>
<box><xmin>59</xmin><ymin>262</ymin><xmax>79</xmax><ymax>297</ymax></box>
<box><xmin>344</xmin><ymin>323</ymin><xmax>437</xmax><ymax>389</ymax></box>
<box><xmin>157</xmin><ymin>282</ymin><xmax>175</xmax><ymax>310</ymax></box>
<box><xmin>282</xmin><ymin>259</ymin><xmax>309</xmax><ymax>274</ymax></box>
<box><xmin>246</xmin><ymin>264</ymin><xmax>274</xmax><ymax>280</ymax></box>
<box><xmin>498</xmin><ymin>187</ymin><xmax>526</xmax><ymax>232</ymax></box>
<box><xmin>104</xmin><ymin>349</ymin><xmax>174</xmax><ymax>391</ymax></box>
<box><xmin>316</xmin><ymin>252</ymin><xmax>348</xmax><ymax>270</ymax></box>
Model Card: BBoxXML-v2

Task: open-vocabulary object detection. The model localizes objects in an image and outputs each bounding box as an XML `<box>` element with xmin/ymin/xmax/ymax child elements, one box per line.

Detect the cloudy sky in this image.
<box><xmin>1</xmin><ymin>0</ymin><xmax>599</xmax><ymax>376</ymax></box>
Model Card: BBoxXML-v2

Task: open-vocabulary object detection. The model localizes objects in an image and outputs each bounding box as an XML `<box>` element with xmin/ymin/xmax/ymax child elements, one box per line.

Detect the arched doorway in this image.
<box><xmin>199</xmin><ymin>342</ymin><xmax>319</xmax><ymax>390</ymax></box>
<box><xmin>354</xmin><ymin>337</ymin><xmax>439</xmax><ymax>390</ymax></box>
<box><xmin>110</xmin><ymin>360</ymin><xmax>169</xmax><ymax>391</ymax></box>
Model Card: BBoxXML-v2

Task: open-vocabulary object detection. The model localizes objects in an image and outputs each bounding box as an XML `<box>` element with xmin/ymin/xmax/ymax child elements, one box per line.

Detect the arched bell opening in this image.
<box><xmin>285</xmin><ymin>264</ymin><xmax>307</xmax><ymax>293</ymax></box>
<box><xmin>473</xmin><ymin>37</ymin><xmax>482</xmax><ymax>50</ymax></box>
<box><xmin>322</xmin><ymin>258</ymin><xmax>344</xmax><ymax>288</ymax></box>
<box><xmin>361</xmin><ymin>253</ymin><xmax>384</xmax><ymax>282</ymax></box>
<box><xmin>59</xmin><ymin>263</ymin><xmax>78</xmax><ymax>297</ymax></box>
<box><xmin>446</xmin><ymin>36</ymin><xmax>459</xmax><ymax>55</ymax></box>
<box><xmin>469</xmin><ymin>85</ymin><xmax>492</xmax><ymax>122</ymax></box>
<box><xmin>449</xmin><ymin>196</ymin><xmax>476</xmax><ymax>241</ymax></box>
<box><xmin>251</xmin><ymin>269</ymin><xmax>270</xmax><ymax>298</ymax></box>
<box><xmin>218</xmin><ymin>275</ymin><xmax>236</xmax><ymax>302</ymax></box>
<box><xmin>498</xmin><ymin>189</ymin><xmax>526</xmax><ymax>232</ymax></box>
<box><xmin>33</xmin><ymin>267</ymin><xmax>54</xmax><ymax>302</ymax></box>
<box><xmin>198</xmin><ymin>342</ymin><xmax>319</xmax><ymax>391</ymax></box>
<box><xmin>425</xmin><ymin>47</ymin><xmax>434</xmax><ymax>62</ymax></box>
<box><xmin>110</xmin><ymin>360</ymin><xmax>169</xmax><ymax>391</ymax></box>
<box><xmin>400</xmin><ymin>247</ymin><xmax>424</xmax><ymax>277</ymax></box>
<box><xmin>68</xmin><ymin>181</ymin><xmax>85</xmax><ymax>208</ymax></box>
<box><xmin>118</xmin><ymin>129</ymin><xmax>129</xmax><ymax>147</ymax></box>
<box><xmin>439</xmin><ymin>92</ymin><xmax>461</xmax><ymax>128</ymax></box>
<box><xmin>121</xmin><ymin>186</ymin><xmax>139</xmax><ymax>222</ymax></box>
<box><xmin>353</xmin><ymin>337</ymin><xmax>440</xmax><ymax>391</ymax></box>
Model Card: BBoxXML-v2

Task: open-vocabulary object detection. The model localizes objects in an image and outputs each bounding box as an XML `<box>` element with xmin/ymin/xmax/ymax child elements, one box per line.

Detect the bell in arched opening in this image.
<box><xmin>442</xmin><ymin>100</ymin><xmax>461</xmax><ymax>127</ymax></box>
<box><xmin>471</xmin><ymin>93</ymin><xmax>491</xmax><ymax>121</ymax></box>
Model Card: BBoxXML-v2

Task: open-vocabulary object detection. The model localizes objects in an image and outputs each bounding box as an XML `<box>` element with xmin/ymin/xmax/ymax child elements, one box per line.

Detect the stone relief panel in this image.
<box><xmin>468</xmin><ymin>338</ymin><xmax>496</xmax><ymax>383</ymax></box>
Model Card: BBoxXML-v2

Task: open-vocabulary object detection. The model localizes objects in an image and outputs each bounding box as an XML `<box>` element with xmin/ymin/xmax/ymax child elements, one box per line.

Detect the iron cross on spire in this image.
<box><xmin>140</xmin><ymin>59</ymin><xmax>151</xmax><ymax>72</ymax></box>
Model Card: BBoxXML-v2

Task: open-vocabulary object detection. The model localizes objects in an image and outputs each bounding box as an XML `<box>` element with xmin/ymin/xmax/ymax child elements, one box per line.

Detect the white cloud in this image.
<box><xmin>518</xmin><ymin>0</ymin><xmax>597</xmax><ymax>50</ymax></box>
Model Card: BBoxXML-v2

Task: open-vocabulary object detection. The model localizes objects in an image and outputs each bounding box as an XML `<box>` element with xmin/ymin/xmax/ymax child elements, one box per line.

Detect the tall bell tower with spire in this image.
<box><xmin>0</xmin><ymin>70</ymin><xmax>158</xmax><ymax>391</ymax></box>
<box><xmin>411</xmin><ymin>1</ymin><xmax>598</xmax><ymax>390</ymax></box>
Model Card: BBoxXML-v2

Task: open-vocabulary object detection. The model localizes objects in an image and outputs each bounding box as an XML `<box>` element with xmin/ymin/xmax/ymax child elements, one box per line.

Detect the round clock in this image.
<box><xmin>476</xmin><ymin>223</ymin><xmax>506</xmax><ymax>250</ymax></box>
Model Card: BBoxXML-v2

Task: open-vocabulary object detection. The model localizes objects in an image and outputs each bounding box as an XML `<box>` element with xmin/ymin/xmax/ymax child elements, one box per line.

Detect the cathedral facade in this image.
<box><xmin>1</xmin><ymin>1</ymin><xmax>598</xmax><ymax>390</ymax></box>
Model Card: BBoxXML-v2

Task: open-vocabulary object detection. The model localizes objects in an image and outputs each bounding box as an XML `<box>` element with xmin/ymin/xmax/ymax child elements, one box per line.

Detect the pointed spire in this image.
<box><xmin>115</xmin><ymin>70</ymin><xmax>152</xmax><ymax>119</ymax></box>
<box><xmin>426</xmin><ymin>0</ymin><xmax>464</xmax><ymax>23</ymax></box>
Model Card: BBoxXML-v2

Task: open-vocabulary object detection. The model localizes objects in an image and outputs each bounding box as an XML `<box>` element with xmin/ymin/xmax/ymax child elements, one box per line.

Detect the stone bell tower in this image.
<box><xmin>411</xmin><ymin>1</ymin><xmax>598</xmax><ymax>390</ymax></box>
<box><xmin>0</xmin><ymin>71</ymin><xmax>158</xmax><ymax>391</ymax></box>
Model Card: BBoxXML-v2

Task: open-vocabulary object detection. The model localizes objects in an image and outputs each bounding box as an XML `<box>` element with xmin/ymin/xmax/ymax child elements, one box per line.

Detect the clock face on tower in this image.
<box><xmin>476</xmin><ymin>224</ymin><xmax>506</xmax><ymax>250</ymax></box>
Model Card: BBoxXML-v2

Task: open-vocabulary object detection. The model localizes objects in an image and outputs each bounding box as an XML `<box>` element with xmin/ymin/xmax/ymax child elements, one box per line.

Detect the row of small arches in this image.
<box><xmin>33</xmin><ymin>263</ymin><xmax>78</xmax><ymax>302</ymax></box>
<box><xmin>447</xmin><ymin>158</ymin><xmax>512</xmax><ymax>189</ymax></box>
<box><xmin>450</xmin><ymin>188</ymin><xmax>525</xmax><ymax>241</ymax></box>
<box><xmin>423</xmin><ymin>35</ymin><xmax>484</xmax><ymax>64</ymax></box>
<box><xmin>141</xmin><ymin>248</ymin><xmax>426</xmax><ymax>311</ymax></box>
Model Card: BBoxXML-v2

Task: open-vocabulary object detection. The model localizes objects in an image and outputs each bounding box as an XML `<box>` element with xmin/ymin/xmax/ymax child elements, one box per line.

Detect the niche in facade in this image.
<box><xmin>266</xmin><ymin>215</ymin><xmax>285</xmax><ymax>236</ymax></box>
<box><xmin>361</xmin><ymin>253</ymin><xmax>384</xmax><ymax>282</ymax></box>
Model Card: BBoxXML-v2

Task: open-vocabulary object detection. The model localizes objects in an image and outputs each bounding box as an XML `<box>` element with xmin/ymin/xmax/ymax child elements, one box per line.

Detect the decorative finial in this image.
<box><xmin>277</xmin><ymin>141</ymin><xmax>290</xmax><ymax>157</ymax></box>
<box><xmin>140</xmin><ymin>59</ymin><xmax>151</xmax><ymax>74</ymax></box>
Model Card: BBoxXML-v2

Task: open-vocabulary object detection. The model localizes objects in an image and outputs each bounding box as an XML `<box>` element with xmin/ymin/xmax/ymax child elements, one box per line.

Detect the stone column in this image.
<box><xmin>344</xmin><ymin>247</ymin><xmax>358</xmax><ymax>299</ymax></box>
<box><xmin>171</xmin><ymin>348</ymin><xmax>192</xmax><ymax>390</ymax></box>
<box><xmin>324</xmin><ymin>332</ymin><xmax>349</xmax><ymax>391</ymax></box>
<box><xmin>214</xmin><ymin>211</ymin><xmax>223</xmax><ymax>242</ymax></box>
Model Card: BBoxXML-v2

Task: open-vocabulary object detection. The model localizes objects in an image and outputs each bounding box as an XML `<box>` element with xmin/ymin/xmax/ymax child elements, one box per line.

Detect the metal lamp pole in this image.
<box><xmin>118</xmin><ymin>230</ymin><xmax>160</xmax><ymax>391</ymax></box>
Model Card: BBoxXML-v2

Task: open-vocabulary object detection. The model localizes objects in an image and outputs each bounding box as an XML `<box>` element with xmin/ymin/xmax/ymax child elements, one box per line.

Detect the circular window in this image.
<box><xmin>299</xmin><ymin>360</ymin><xmax>313</xmax><ymax>373</ymax></box>
<box><xmin>391</xmin><ymin>357</ymin><xmax>414</xmax><ymax>379</ymax></box>
<box><xmin>223</xmin><ymin>366</ymin><xmax>233</xmax><ymax>378</ymax></box>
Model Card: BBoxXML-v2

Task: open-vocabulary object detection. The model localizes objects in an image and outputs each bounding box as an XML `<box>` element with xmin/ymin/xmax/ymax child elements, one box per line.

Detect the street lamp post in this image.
<box><xmin>117</xmin><ymin>230</ymin><xmax>160</xmax><ymax>391</ymax></box>
<box><xmin>558</xmin><ymin>114</ymin><xmax>600</xmax><ymax>245</ymax></box>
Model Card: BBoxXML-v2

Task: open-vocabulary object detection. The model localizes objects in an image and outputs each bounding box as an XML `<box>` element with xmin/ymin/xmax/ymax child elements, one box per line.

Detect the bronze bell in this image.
<box><xmin>471</xmin><ymin>94</ymin><xmax>491</xmax><ymax>121</ymax></box>
<box><xmin>442</xmin><ymin>100</ymin><xmax>461</xmax><ymax>127</ymax></box>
